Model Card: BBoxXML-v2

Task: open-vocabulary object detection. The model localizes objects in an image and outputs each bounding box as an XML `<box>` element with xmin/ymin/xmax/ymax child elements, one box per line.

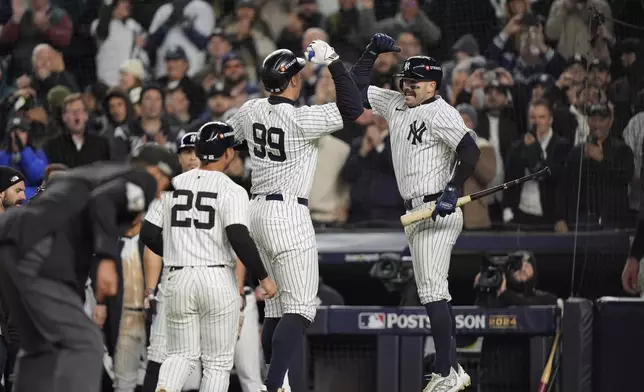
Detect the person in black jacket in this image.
<box><xmin>44</xmin><ymin>93</ymin><xmax>111</xmax><ymax>167</ymax></box>
<box><xmin>0</xmin><ymin>144</ymin><xmax>180</xmax><ymax>392</ymax></box>
<box><xmin>555</xmin><ymin>102</ymin><xmax>635</xmax><ymax>232</ymax></box>
<box><xmin>157</xmin><ymin>46</ymin><xmax>206</xmax><ymax>120</ymax></box>
<box><xmin>502</xmin><ymin>99</ymin><xmax>570</xmax><ymax>229</ymax></box>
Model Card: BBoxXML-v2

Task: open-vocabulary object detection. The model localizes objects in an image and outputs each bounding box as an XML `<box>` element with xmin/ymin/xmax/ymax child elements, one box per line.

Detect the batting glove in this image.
<box><xmin>144</xmin><ymin>288</ymin><xmax>158</xmax><ymax>319</ymax></box>
<box><xmin>305</xmin><ymin>40</ymin><xmax>339</xmax><ymax>66</ymax></box>
<box><xmin>432</xmin><ymin>183</ymin><xmax>458</xmax><ymax>220</ymax></box>
<box><xmin>366</xmin><ymin>33</ymin><xmax>401</xmax><ymax>56</ymax></box>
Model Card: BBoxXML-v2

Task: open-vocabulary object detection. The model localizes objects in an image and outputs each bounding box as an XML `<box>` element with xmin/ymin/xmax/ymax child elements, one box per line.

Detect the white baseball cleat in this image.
<box><xmin>423</xmin><ymin>367</ymin><xmax>460</xmax><ymax>392</ymax></box>
<box><xmin>457</xmin><ymin>364</ymin><xmax>471</xmax><ymax>389</ymax></box>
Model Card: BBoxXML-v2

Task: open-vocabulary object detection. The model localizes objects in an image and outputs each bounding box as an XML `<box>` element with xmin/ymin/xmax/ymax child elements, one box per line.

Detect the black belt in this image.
<box><xmin>124</xmin><ymin>307</ymin><xmax>144</xmax><ymax>312</ymax></box>
<box><xmin>404</xmin><ymin>192</ymin><xmax>441</xmax><ymax>211</ymax></box>
<box><xmin>251</xmin><ymin>193</ymin><xmax>308</xmax><ymax>207</ymax></box>
<box><xmin>169</xmin><ymin>265</ymin><xmax>225</xmax><ymax>272</ymax></box>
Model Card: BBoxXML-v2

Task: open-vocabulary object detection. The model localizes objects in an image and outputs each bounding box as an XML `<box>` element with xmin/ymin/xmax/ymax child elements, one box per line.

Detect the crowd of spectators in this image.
<box><xmin>0</xmin><ymin>0</ymin><xmax>641</xmax><ymax>232</ymax></box>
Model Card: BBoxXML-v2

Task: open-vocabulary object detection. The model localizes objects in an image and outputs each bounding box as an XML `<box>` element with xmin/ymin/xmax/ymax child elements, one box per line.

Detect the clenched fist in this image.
<box><xmin>305</xmin><ymin>40</ymin><xmax>339</xmax><ymax>66</ymax></box>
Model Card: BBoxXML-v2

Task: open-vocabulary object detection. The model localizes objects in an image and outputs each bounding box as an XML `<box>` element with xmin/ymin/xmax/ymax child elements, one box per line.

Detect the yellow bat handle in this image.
<box><xmin>400</xmin><ymin>195</ymin><xmax>472</xmax><ymax>227</ymax></box>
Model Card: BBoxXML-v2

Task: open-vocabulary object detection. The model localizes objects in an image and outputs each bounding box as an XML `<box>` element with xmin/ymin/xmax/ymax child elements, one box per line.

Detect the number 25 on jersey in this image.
<box><xmin>171</xmin><ymin>190</ymin><xmax>217</xmax><ymax>229</ymax></box>
<box><xmin>253</xmin><ymin>123</ymin><xmax>286</xmax><ymax>162</ymax></box>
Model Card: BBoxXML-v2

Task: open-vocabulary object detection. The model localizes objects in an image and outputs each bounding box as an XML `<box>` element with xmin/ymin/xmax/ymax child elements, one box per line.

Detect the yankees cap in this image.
<box><xmin>177</xmin><ymin>132</ymin><xmax>198</xmax><ymax>152</ymax></box>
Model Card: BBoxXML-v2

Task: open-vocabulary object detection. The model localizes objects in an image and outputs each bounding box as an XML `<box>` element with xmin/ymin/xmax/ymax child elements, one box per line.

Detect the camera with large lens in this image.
<box><xmin>477</xmin><ymin>252</ymin><xmax>525</xmax><ymax>306</ymax></box>
<box><xmin>369</xmin><ymin>247</ymin><xmax>414</xmax><ymax>293</ymax></box>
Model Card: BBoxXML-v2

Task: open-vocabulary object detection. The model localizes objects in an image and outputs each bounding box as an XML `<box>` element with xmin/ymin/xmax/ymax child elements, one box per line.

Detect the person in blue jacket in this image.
<box><xmin>0</xmin><ymin>117</ymin><xmax>48</xmax><ymax>199</ymax></box>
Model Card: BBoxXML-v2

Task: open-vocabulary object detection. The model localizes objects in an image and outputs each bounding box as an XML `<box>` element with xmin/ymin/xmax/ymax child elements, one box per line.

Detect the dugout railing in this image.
<box><xmin>286</xmin><ymin>298</ymin><xmax>644</xmax><ymax>392</ymax></box>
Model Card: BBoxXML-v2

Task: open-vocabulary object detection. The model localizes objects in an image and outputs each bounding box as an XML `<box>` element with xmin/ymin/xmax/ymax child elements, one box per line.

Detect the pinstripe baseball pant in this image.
<box><xmin>114</xmin><ymin>312</ymin><xmax>146</xmax><ymax>392</ymax></box>
<box><xmin>156</xmin><ymin>266</ymin><xmax>240</xmax><ymax>392</ymax></box>
<box><xmin>248</xmin><ymin>196</ymin><xmax>319</xmax><ymax>322</ymax></box>
<box><xmin>147</xmin><ymin>283</ymin><xmax>167</xmax><ymax>364</ymax></box>
<box><xmin>404</xmin><ymin>204</ymin><xmax>463</xmax><ymax>304</ymax></box>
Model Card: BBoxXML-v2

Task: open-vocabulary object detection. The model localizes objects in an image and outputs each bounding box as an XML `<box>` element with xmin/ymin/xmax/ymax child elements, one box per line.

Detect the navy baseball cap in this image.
<box><xmin>567</xmin><ymin>53</ymin><xmax>587</xmax><ymax>68</ymax></box>
<box><xmin>208</xmin><ymin>82</ymin><xmax>232</xmax><ymax>98</ymax></box>
<box><xmin>589</xmin><ymin>59</ymin><xmax>609</xmax><ymax>72</ymax></box>
<box><xmin>176</xmin><ymin>132</ymin><xmax>198</xmax><ymax>152</ymax></box>
<box><xmin>165</xmin><ymin>46</ymin><xmax>188</xmax><ymax>61</ymax></box>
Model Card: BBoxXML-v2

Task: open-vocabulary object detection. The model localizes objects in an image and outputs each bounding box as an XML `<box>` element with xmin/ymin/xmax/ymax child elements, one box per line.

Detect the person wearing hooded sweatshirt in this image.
<box><xmin>0</xmin><ymin>117</ymin><xmax>48</xmax><ymax>199</ymax></box>
<box><xmin>100</xmin><ymin>89</ymin><xmax>137</xmax><ymax>142</ymax></box>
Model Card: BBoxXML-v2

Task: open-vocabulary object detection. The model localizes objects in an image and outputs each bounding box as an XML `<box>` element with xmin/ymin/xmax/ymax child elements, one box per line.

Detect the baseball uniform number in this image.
<box><xmin>252</xmin><ymin>123</ymin><xmax>287</xmax><ymax>162</ymax></box>
<box><xmin>170</xmin><ymin>190</ymin><xmax>218</xmax><ymax>229</ymax></box>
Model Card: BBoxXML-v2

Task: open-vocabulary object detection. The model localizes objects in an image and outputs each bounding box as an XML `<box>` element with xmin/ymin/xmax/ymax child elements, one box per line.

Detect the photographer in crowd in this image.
<box><xmin>474</xmin><ymin>251</ymin><xmax>558</xmax><ymax>392</ymax></box>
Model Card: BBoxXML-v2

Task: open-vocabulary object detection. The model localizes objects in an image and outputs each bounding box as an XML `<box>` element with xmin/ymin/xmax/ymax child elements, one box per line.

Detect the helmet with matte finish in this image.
<box><xmin>261</xmin><ymin>49</ymin><xmax>306</xmax><ymax>93</ymax></box>
<box><xmin>195</xmin><ymin>122</ymin><xmax>240</xmax><ymax>161</ymax></box>
<box><xmin>395</xmin><ymin>56</ymin><xmax>443</xmax><ymax>89</ymax></box>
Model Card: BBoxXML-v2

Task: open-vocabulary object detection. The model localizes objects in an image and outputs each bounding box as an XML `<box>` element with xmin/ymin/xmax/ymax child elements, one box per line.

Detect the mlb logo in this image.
<box><xmin>359</xmin><ymin>312</ymin><xmax>386</xmax><ymax>329</ymax></box>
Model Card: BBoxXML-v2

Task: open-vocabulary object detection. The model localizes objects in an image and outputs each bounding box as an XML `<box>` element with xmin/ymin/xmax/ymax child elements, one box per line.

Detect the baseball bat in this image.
<box><xmin>400</xmin><ymin>166</ymin><xmax>551</xmax><ymax>227</ymax></box>
<box><xmin>538</xmin><ymin>299</ymin><xmax>564</xmax><ymax>392</ymax></box>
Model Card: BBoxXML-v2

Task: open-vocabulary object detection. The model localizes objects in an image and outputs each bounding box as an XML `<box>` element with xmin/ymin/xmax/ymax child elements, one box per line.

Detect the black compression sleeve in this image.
<box><xmin>140</xmin><ymin>221</ymin><xmax>164</xmax><ymax>257</ymax></box>
<box><xmin>349</xmin><ymin>51</ymin><xmax>377</xmax><ymax>109</ymax></box>
<box><xmin>451</xmin><ymin>133</ymin><xmax>481</xmax><ymax>188</ymax></box>
<box><xmin>226</xmin><ymin>224</ymin><xmax>268</xmax><ymax>281</ymax></box>
<box><xmin>629</xmin><ymin>217</ymin><xmax>644</xmax><ymax>260</ymax></box>
<box><xmin>328</xmin><ymin>60</ymin><xmax>364</xmax><ymax>121</ymax></box>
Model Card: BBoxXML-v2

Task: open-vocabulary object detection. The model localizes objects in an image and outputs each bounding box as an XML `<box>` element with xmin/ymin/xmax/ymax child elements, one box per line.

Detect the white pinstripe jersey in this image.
<box><xmin>367</xmin><ymin>86</ymin><xmax>475</xmax><ymax>200</ymax></box>
<box><xmin>144</xmin><ymin>169</ymin><xmax>249</xmax><ymax>268</ymax></box>
<box><xmin>228</xmin><ymin>97</ymin><xmax>344</xmax><ymax>197</ymax></box>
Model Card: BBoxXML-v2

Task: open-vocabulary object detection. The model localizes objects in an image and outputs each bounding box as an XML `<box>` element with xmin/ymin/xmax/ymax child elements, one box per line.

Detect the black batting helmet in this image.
<box><xmin>261</xmin><ymin>49</ymin><xmax>306</xmax><ymax>93</ymax></box>
<box><xmin>395</xmin><ymin>56</ymin><xmax>443</xmax><ymax>90</ymax></box>
<box><xmin>195</xmin><ymin>122</ymin><xmax>241</xmax><ymax>162</ymax></box>
<box><xmin>176</xmin><ymin>132</ymin><xmax>197</xmax><ymax>152</ymax></box>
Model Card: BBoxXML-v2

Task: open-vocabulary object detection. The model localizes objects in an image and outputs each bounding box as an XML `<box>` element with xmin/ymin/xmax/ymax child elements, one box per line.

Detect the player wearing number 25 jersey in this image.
<box><xmin>140</xmin><ymin>122</ymin><xmax>277</xmax><ymax>392</ymax></box>
<box><xmin>226</xmin><ymin>43</ymin><xmax>363</xmax><ymax>392</ymax></box>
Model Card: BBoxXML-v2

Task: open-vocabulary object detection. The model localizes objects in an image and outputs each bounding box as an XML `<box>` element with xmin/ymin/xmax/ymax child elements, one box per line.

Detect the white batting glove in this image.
<box><xmin>305</xmin><ymin>40</ymin><xmax>339</xmax><ymax>66</ymax></box>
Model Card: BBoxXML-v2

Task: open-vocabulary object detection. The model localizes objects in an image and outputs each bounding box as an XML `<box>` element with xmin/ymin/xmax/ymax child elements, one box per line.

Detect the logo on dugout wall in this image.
<box><xmin>358</xmin><ymin>312</ymin><xmax>486</xmax><ymax>330</ymax></box>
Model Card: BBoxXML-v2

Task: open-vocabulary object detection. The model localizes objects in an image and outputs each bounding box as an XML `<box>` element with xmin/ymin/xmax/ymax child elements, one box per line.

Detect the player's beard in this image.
<box><xmin>3</xmin><ymin>198</ymin><xmax>24</xmax><ymax>209</ymax></box>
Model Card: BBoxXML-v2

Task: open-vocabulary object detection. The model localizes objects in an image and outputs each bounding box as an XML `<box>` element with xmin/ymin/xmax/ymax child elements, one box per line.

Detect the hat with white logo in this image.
<box><xmin>0</xmin><ymin>166</ymin><xmax>25</xmax><ymax>192</ymax></box>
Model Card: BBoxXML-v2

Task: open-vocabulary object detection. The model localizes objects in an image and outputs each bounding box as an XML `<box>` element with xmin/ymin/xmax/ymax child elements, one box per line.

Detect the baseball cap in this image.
<box><xmin>236</xmin><ymin>0</ymin><xmax>256</xmax><ymax>9</ymax></box>
<box><xmin>567</xmin><ymin>53</ymin><xmax>587</xmax><ymax>68</ymax></box>
<box><xmin>8</xmin><ymin>117</ymin><xmax>30</xmax><ymax>132</ymax></box>
<box><xmin>165</xmin><ymin>46</ymin><xmax>188</xmax><ymax>61</ymax></box>
<box><xmin>618</xmin><ymin>38</ymin><xmax>640</xmax><ymax>55</ymax></box>
<box><xmin>529</xmin><ymin>73</ymin><xmax>554</xmax><ymax>89</ymax></box>
<box><xmin>0</xmin><ymin>166</ymin><xmax>25</xmax><ymax>192</ymax></box>
<box><xmin>176</xmin><ymin>132</ymin><xmax>198</xmax><ymax>152</ymax></box>
<box><xmin>589</xmin><ymin>59</ymin><xmax>609</xmax><ymax>72</ymax></box>
<box><xmin>129</xmin><ymin>144</ymin><xmax>181</xmax><ymax>180</ymax></box>
<box><xmin>208</xmin><ymin>82</ymin><xmax>232</xmax><ymax>98</ymax></box>
<box><xmin>587</xmin><ymin>103</ymin><xmax>612</xmax><ymax>117</ymax></box>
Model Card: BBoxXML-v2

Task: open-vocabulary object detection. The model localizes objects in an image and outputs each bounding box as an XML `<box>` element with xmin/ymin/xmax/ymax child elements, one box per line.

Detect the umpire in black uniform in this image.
<box><xmin>0</xmin><ymin>144</ymin><xmax>180</xmax><ymax>392</ymax></box>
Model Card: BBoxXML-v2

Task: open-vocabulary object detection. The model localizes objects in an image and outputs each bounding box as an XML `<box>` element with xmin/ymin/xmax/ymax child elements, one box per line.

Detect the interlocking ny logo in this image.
<box><xmin>407</xmin><ymin>121</ymin><xmax>426</xmax><ymax>145</ymax></box>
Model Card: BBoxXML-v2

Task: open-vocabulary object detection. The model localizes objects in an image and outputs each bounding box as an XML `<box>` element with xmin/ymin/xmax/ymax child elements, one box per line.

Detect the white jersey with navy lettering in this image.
<box><xmin>366</xmin><ymin>85</ymin><xmax>472</xmax><ymax>307</ymax></box>
<box><xmin>227</xmin><ymin>97</ymin><xmax>344</xmax><ymax>197</ymax></box>
<box><xmin>144</xmin><ymin>169</ymin><xmax>248</xmax><ymax>267</ymax></box>
<box><xmin>146</xmin><ymin>170</ymin><xmax>244</xmax><ymax>392</ymax></box>
<box><xmin>366</xmin><ymin>86</ymin><xmax>474</xmax><ymax>200</ymax></box>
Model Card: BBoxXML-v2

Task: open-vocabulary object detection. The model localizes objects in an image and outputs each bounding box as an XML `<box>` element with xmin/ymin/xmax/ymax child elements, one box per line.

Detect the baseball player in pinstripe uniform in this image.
<box><xmin>351</xmin><ymin>34</ymin><xmax>480</xmax><ymax>391</ymax></box>
<box><xmin>140</xmin><ymin>122</ymin><xmax>277</xmax><ymax>392</ymax></box>
<box><xmin>142</xmin><ymin>132</ymin><xmax>201</xmax><ymax>392</ymax></box>
<box><xmin>227</xmin><ymin>43</ymin><xmax>363</xmax><ymax>392</ymax></box>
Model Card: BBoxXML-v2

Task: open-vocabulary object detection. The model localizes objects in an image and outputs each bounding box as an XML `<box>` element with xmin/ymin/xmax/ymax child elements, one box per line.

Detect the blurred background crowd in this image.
<box><xmin>0</xmin><ymin>0</ymin><xmax>642</xmax><ymax>232</ymax></box>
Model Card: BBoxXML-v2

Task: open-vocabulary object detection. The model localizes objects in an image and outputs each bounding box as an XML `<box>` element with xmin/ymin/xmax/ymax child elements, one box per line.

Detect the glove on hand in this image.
<box><xmin>432</xmin><ymin>183</ymin><xmax>458</xmax><ymax>220</ymax></box>
<box><xmin>366</xmin><ymin>33</ymin><xmax>401</xmax><ymax>56</ymax></box>
<box><xmin>144</xmin><ymin>291</ymin><xmax>158</xmax><ymax>319</ymax></box>
<box><xmin>305</xmin><ymin>40</ymin><xmax>339</xmax><ymax>66</ymax></box>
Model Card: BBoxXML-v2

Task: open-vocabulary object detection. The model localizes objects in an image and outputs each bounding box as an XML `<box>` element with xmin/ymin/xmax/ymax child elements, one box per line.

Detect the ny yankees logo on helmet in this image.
<box><xmin>407</xmin><ymin>120</ymin><xmax>427</xmax><ymax>145</ymax></box>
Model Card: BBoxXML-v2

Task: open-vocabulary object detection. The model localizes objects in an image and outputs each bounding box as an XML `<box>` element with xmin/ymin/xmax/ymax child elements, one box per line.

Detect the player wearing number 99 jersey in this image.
<box><xmin>225</xmin><ymin>43</ymin><xmax>363</xmax><ymax>392</ymax></box>
<box><xmin>140</xmin><ymin>122</ymin><xmax>277</xmax><ymax>392</ymax></box>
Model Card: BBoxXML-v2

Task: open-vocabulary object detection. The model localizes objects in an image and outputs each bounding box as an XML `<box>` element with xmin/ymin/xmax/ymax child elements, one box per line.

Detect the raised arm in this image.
<box><xmin>349</xmin><ymin>33</ymin><xmax>400</xmax><ymax>108</ymax></box>
<box><xmin>305</xmin><ymin>40</ymin><xmax>364</xmax><ymax>122</ymax></box>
